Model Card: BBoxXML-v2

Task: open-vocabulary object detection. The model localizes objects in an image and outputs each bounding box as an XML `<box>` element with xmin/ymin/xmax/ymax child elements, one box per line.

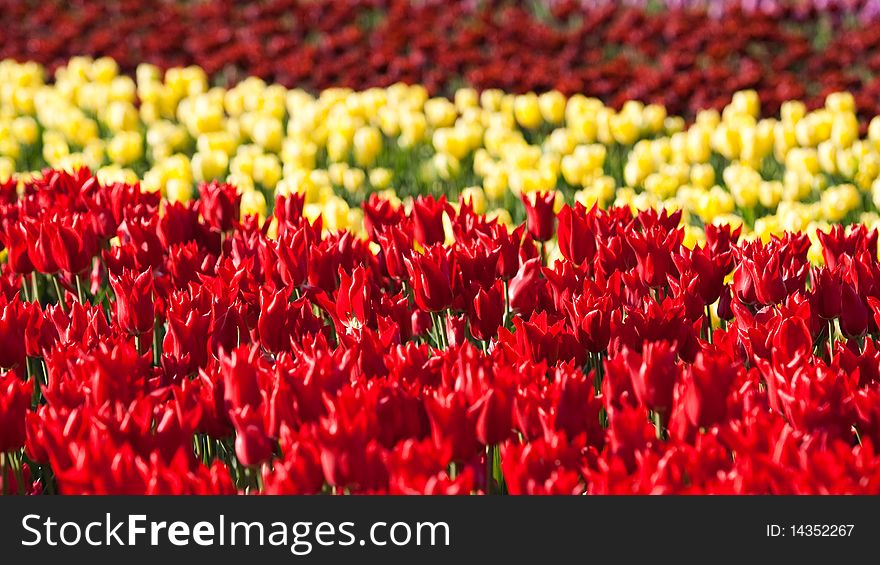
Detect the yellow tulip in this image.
<box><xmin>513</xmin><ymin>93</ymin><xmax>542</xmax><ymax>129</ymax></box>
<box><xmin>368</xmin><ymin>167</ymin><xmax>392</xmax><ymax>190</ymax></box>
<box><xmin>107</xmin><ymin>131</ymin><xmax>143</xmax><ymax>166</ymax></box>
<box><xmin>354</xmin><ymin>125</ymin><xmax>382</xmax><ymax>167</ymax></box>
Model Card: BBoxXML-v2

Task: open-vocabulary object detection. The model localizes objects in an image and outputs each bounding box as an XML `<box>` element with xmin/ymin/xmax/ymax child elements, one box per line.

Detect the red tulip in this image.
<box><xmin>23</xmin><ymin>218</ymin><xmax>58</xmax><ymax>274</ymax></box>
<box><xmin>623</xmin><ymin>341</ymin><xmax>679</xmax><ymax>413</ymax></box>
<box><xmin>682</xmin><ymin>349</ymin><xmax>738</xmax><ymax>429</ymax></box>
<box><xmin>0</xmin><ymin>222</ymin><xmax>33</xmax><ymax>274</ymax></box>
<box><xmin>198</xmin><ymin>181</ymin><xmax>241</xmax><ymax>232</ymax></box>
<box><xmin>556</xmin><ymin>203</ymin><xmax>596</xmax><ymax>265</ymax></box>
<box><xmin>0</xmin><ymin>370</ymin><xmax>32</xmax><ymax>452</ymax></box>
<box><xmin>411</xmin><ymin>195</ymin><xmax>448</xmax><ymax>246</ymax></box>
<box><xmin>840</xmin><ymin>282</ymin><xmax>869</xmax><ymax>338</ymax></box>
<box><xmin>522</xmin><ymin>191</ymin><xmax>556</xmax><ymax>242</ymax></box>
<box><xmin>337</xmin><ymin>265</ymin><xmax>373</xmax><ymax>328</ymax></box>
<box><xmin>109</xmin><ymin>268</ymin><xmax>155</xmax><ymax>336</ymax></box>
<box><xmin>404</xmin><ymin>245</ymin><xmax>454</xmax><ymax>312</ymax></box>
<box><xmin>376</xmin><ymin>226</ymin><xmax>412</xmax><ymax>280</ymax></box>
<box><xmin>231</xmin><ymin>406</ymin><xmax>275</xmax><ymax>467</ymax></box>
<box><xmin>469</xmin><ymin>280</ymin><xmax>504</xmax><ymax>341</ymax></box>
<box><xmin>472</xmin><ymin>386</ymin><xmax>513</xmax><ymax>446</ymax></box>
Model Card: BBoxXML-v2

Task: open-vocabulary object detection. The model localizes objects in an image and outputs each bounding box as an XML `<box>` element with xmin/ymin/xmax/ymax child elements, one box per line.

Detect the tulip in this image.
<box><xmin>23</xmin><ymin>218</ymin><xmax>58</xmax><ymax>274</ymax></box>
<box><xmin>521</xmin><ymin>191</ymin><xmax>556</xmax><ymax>242</ymax></box>
<box><xmin>0</xmin><ymin>222</ymin><xmax>33</xmax><ymax>274</ymax></box>
<box><xmin>231</xmin><ymin>407</ymin><xmax>275</xmax><ymax>467</ymax></box>
<box><xmin>50</xmin><ymin>216</ymin><xmax>96</xmax><ymax>275</ymax></box>
<box><xmin>623</xmin><ymin>341</ymin><xmax>679</xmax><ymax>415</ymax></box>
<box><xmin>198</xmin><ymin>180</ymin><xmax>241</xmax><ymax>232</ymax></box>
<box><xmin>556</xmin><ymin>203</ymin><xmax>596</xmax><ymax>265</ymax></box>
<box><xmin>411</xmin><ymin>195</ymin><xmax>448</xmax><ymax>246</ymax></box>
<box><xmin>811</xmin><ymin>267</ymin><xmax>842</xmax><ymax>320</ymax></box>
<box><xmin>682</xmin><ymin>350</ymin><xmax>737</xmax><ymax>429</ymax></box>
<box><xmin>469</xmin><ymin>280</ymin><xmax>504</xmax><ymax>341</ymax></box>
<box><xmin>109</xmin><ymin>268</ymin><xmax>155</xmax><ymax>336</ymax></box>
<box><xmin>508</xmin><ymin>257</ymin><xmax>544</xmax><ymax>315</ymax></box>
<box><xmin>0</xmin><ymin>298</ymin><xmax>30</xmax><ymax>369</ymax></box>
<box><xmin>376</xmin><ymin>226</ymin><xmax>412</xmax><ymax>281</ymax></box>
<box><xmin>404</xmin><ymin>245</ymin><xmax>454</xmax><ymax>312</ymax></box>
<box><xmin>337</xmin><ymin>265</ymin><xmax>372</xmax><ymax>328</ymax></box>
<box><xmin>221</xmin><ymin>346</ymin><xmax>264</xmax><ymax>413</ymax></box>
<box><xmin>839</xmin><ymin>283</ymin><xmax>869</xmax><ymax>338</ymax></box>
<box><xmin>0</xmin><ymin>370</ymin><xmax>32</xmax><ymax>453</ymax></box>
<box><xmin>472</xmin><ymin>386</ymin><xmax>513</xmax><ymax>446</ymax></box>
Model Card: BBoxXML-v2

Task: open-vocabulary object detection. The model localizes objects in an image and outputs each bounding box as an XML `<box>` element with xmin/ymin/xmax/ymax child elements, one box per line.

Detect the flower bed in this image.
<box><xmin>3</xmin><ymin>1</ymin><xmax>880</xmax><ymax>120</ymax></box>
<box><xmin>1</xmin><ymin>167</ymin><xmax>879</xmax><ymax>494</ymax></box>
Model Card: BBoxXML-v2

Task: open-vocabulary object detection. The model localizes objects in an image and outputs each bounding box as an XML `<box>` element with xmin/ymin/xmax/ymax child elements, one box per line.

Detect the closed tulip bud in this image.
<box><xmin>198</xmin><ymin>180</ymin><xmax>241</xmax><ymax>232</ymax></box>
<box><xmin>231</xmin><ymin>407</ymin><xmax>274</xmax><ymax>467</ymax></box>
<box><xmin>191</xmin><ymin>150</ymin><xmax>229</xmax><ymax>182</ymax></box>
<box><xmin>812</xmin><ymin>267</ymin><xmax>842</xmax><ymax>320</ymax></box>
<box><xmin>107</xmin><ymin>131</ymin><xmax>143</xmax><ymax>166</ymax></box>
<box><xmin>0</xmin><ymin>370</ymin><xmax>32</xmax><ymax>452</ymax></box>
<box><xmin>683</xmin><ymin>350</ymin><xmax>737</xmax><ymax>429</ymax></box>
<box><xmin>556</xmin><ymin>203</ymin><xmax>596</xmax><ymax>265</ymax></box>
<box><xmin>469</xmin><ymin>280</ymin><xmax>505</xmax><ymax>341</ymax></box>
<box><xmin>109</xmin><ymin>268</ymin><xmax>155</xmax><ymax>336</ymax></box>
<box><xmin>538</xmin><ymin>90</ymin><xmax>566</xmax><ymax>124</ymax></box>
<box><xmin>522</xmin><ymin>191</ymin><xmax>556</xmax><ymax>242</ymax></box>
<box><xmin>472</xmin><ymin>386</ymin><xmax>513</xmax><ymax>446</ymax></box>
<box><xmin>369</xmin><ymin>167</ymin><xmax>392</xmax><ymax>190</ymax></box>
<box><xmin>23</xmin><ymin>218</ymin><xmax>58</xmax><ymax>274</ymax></box>
<box><xmin>513</xmin><ymin>93</ymin><xmax>542</xmax><ymax>129</ymax></box>
<box><xmin>165</xmin><ymin>177</ymin><xmax>193</xmax><ymax>203</ymax></box>
<box><xmin>624</xmin><ymin>341</ymin><xmax>679</xmax><ymax>414</ymax></box>
<box><xmin>840</xmin><ymin>283</ymin><xmax>869</xmax><ymax>338</ymax></box>
<box><xmin>241</xmin><ymin>189</ymin><xmax>267</xmax><ymax>218</ymax></box>
<box><xmin>353</xmin><ymin>125</ymin><xmax>382</xmax><ymax>167</ymax></box>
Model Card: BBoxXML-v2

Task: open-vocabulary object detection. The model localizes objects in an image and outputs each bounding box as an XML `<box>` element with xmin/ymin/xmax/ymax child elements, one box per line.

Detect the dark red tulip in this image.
<box><xmin>0</xmin><ymin>370</ymin><xmax>32</xmax><ymax>453</ymax></box>
<box><xmin>469</xmin><ymin>280</ymin><xmax>504</xmax><ymax>341</ymax></box>
<box><xmin>198</xmin><ymin>181</ymin><xmax>241</xmax><ymax>232</ymax></box>
<box><xmin>522</xmin><ymin>191</ymin><xmax>556</xmax><ymax>242</ymax></box>
<box><xmin>840</xmin><ymin>283</ymin><xmax>869</xmax><ymax>338</ymax></box>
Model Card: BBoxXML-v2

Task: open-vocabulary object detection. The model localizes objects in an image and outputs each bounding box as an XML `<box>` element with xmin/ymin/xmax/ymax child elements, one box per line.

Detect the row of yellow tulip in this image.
<box><xmin>2</xmin><ymin>57</ymin><xmax>880</xmax><ymax>264</ymax></box>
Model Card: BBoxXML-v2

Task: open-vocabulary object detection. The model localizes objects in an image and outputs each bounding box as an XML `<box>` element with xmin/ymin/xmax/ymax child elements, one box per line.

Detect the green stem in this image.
<box><xmin>502</xmin><ymin>280</ymin><xmax>510</xmax><ymax>329</ymax></box>
<box><xmin>652</xmin><ymin>410</ymin><xmax>664</xmax><ymax>441</ymax></box>
<box><xmin>30</xmin><ymin>273</ymin><xmax>38</xmax><ymax>305</ymax></box>
<box><xmin>11</xmin><ymin>451</ymin><xmax>24</xmax><ymax>495</ymax></box>
<box><xmin>0</xmin><ymin>452</ymin><xmax>6</xmax><ymax>496</ymax></box>
<box><xmin>51</xmin><ymin>276</ymin><xmax>67</xmax><ymax>313</ymax></box>
<box><xmin>705</xmin><ymin>304</ymin><xmax>713</xmax><ymax>344</ymax></box>
<box><xmin>485</xmin><ymin>445</ymin><xmax>494</xmax><ymax>495</ymax></box>
<box><xmin>75</xmin><ymin>274</ymin><xmax>85</xmax><ymax>304</ymax></box>
<box><xmin>20</xmin><ymin>276</ymin><xmax>30</xmax><ymax>303</ymax></box>
<box><xmin>153</xmin><ymin>317</ymin><xmax>162</xmax><ymax>366</ymax></box>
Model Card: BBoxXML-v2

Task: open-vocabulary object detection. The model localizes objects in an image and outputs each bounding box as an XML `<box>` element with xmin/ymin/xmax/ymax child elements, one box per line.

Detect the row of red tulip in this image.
<box><xmin>4</xmin><ymin>1</ymin><xmax>880</xmax><ymax>121</ymax></box>
<box><xmin>0</xmin><ymin>169</ymin><xmax>879</xmax><ymax>494</ymax></box>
